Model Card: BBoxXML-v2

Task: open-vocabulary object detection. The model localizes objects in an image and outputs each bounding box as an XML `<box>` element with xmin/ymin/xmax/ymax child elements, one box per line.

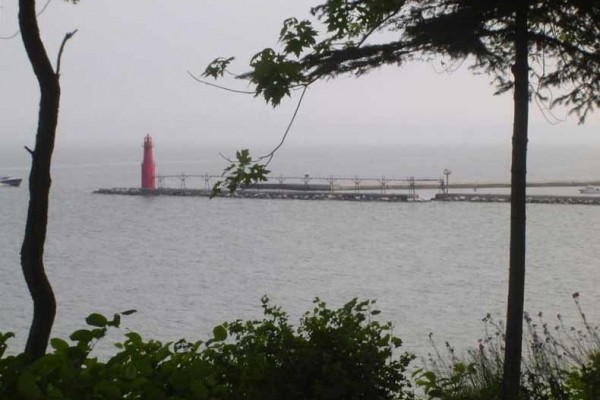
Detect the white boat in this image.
<box><xmin>579</xmin><ymin>185</ymin><xmax>600</xmax><ymax>194</ymax></box>
<box><xmin>0</xmin><ymin>176</ymin><xmax>22</xmax><ymax>187</ymax></box>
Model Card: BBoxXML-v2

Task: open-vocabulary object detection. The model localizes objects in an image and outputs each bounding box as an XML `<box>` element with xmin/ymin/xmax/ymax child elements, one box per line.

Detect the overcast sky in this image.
<box><xmin>1</xmin><ymin>0</ymin><xmax>599</xmax><ymax>158</ymax></box>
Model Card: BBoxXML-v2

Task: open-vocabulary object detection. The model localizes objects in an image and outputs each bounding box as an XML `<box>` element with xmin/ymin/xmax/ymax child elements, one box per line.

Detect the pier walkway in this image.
<box><xmin>155</xmin><ymin>173</ymin><xmax>600</xmax><ymax>193</ymax></box>
<box><xmin>95</xmin><ymin>172</ymin><xmax>600</xmax><ymax>205</ymax></box>
<box><xmin>155</xmin><ymin>173</ymin><xmax>441</xmax><ymax>195</ymax></box>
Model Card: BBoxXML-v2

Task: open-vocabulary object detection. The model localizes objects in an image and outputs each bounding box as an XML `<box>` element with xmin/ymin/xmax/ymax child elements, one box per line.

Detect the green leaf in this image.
<box><xmin>453</xmin><ymin>362</ymin><xmax>466</xmax><ymax>374</ymax></box>
<box><xmin>209</xmin><ymin>181</ymin><xmax>223</xmax><ymax>198</ymax></box>
<box><xmin>423</xmin><ymin>370</ymin><xmax>437</xmax><ymax>383</ymax></box>
<box><xmin>0</xmin><ymin>331</ymin><xmax>15</xmax><ymax>357</ymax></box>
<box><xmin>124</xmin><ymin>363</ymin><xmax>138</xmax><ymax>380</ymax></box>
<box><xmin>17</xmin><ymin>371</ymin><xmax>42</xmax><ymax>400</ymax></box>
<box><xmin>190</xmin><ymin>361</ymin><xmax>212</xmax><ymax>378</ymax></box>
<box><xmin>90</xmin><ymin>328</ymin><xmax>107</xmax><ymax>339</ymax></box>
<box><xmin>108</xmin><ymin>313</ymin><xmax>121</xmax><ymax>328</ymax></box>
<box><xmin>70</xmin><ymin>329</ymin><xmax>93</xmax><ymax>343</ymax></box>
<box><xmin>0</xmin><ymin>331</ymin><xmax>15</xmax><ymax>342</ymax></box>
<box><xmin>126</xmin><ymin>332</ymin><xmax>143</xmax><ymax>345</ymax></box>
<box><xmin>86</xmin><ymin>313</ymin><xmax>108</xmax><ymax>327</ymax></box>
<box><xmin>212</xmin><ymin>325</ymin><xmax>228</xmax><ymax>342</ymax></box>
<box><xmin>46</xmin><ymin>384</ymin><xmax>64</xmax><ymax>400</ymax></box>
<box><xmin>170</xmin><ymin>369</ymin><xmax>189</xmax><ymax>392</ymax></box>
<box><xmin>279</xmin><ymin>18</ymin><xmax>317</xmax><ymax>57</ymax></box>
<box><xmin>50</xmin><ymin>338</ymin><xmax>69</xmax><ymax>353</ymax></box>
<box><xmin>93</xmin><ymin>381</ymin><xmax>122</xmax><ymax>398</ymax></box>
<box><xmin>134</xmin><ymin>357</ymin><xmax>154</xmax><ymax>376</ymax></box>
<box><xmin>203</xmin><ymin>56</ymin><xmax>235</xmax><ymax>78</ymax></box>
<box><xmin>190</xmin><ymin>380</ymin><xmax>209</xmax><ymax>400</ymax></box>
<box><xmin>236</xmin><ymin>149</ymin><xmax>251</xmax><ymax>165</ymax></box>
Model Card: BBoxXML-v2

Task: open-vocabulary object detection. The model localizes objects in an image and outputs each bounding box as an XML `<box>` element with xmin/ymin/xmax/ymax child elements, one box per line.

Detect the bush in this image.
<box><xmin>413</xmin><ymin>318</ymin><xmax>504</xmax><ymax>400</ymax></box>
<box><xmin>0</xmin><ymin>297</ymin><xmax>415</xmax><ymax>400</ymax></box>
<box><xmin>414</xmin><ymin>293</ymin><xmax>600</xmax><ymax>400</ymax></box>
<box><xmin>565</xmin><ymin>352</ymin><xmax>600</xmax><ymax>400</ymax></box>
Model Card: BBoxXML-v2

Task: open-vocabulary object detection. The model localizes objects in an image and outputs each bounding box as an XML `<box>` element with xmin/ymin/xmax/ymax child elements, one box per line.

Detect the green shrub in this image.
<box><xmin>564</xmin><ymin>352</ymin><xmax>600</xmax><ymax>399</ymax></box>
<box><xmin>0</xmin><ymin>297</ymin><xmax>415</xmax><ymax>400</ymax></box>
<box><xmin>204</xmin><ymin>297</ymin><xmax>415</xmax><ymax>400</ymax></box>
<box><xmin>414</xmin><ymin>293</ymin><xmax>600</xmax><ymax>400</ymax></box>
<box><xmin>413</xmin><ymin>321</ymin><xmax>503</xmax><ymax>400</ymax></box>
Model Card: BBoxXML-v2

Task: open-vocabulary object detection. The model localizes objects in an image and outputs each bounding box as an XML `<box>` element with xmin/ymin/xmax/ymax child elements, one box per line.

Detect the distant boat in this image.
<box><xmin>579</xmin><ymin>185</ymin><xmax>600</xmax><ymax>194</ymax></box>
<box><xmin>0</xmin><ymin>176</ymin><xmax>22</xmax><ymax>187</ymax></box>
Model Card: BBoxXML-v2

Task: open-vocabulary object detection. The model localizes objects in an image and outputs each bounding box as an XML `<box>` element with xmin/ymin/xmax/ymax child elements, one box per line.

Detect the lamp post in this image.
<box><xmin>443</xmin><ymin>169</ymin><xmax>451</xmax><ymax>194</ymax></box>
<box><xmin>303</xmin><ymin>174</ymin><xmax>310</xmax><ymax>191</ymax></box>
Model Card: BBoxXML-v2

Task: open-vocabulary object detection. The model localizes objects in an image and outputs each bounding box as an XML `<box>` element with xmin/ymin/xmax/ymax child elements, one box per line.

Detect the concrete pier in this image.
<box><xmin>435</xmin><ymin>193</ymin><xmax>600</xmax><ymax>205</ymax></box>
<box><xmin>95</xmin><ymin>188</ymin><xmax>600</xmax><ymax>205</ymax></box>
<box><xmin>94</xmin><ymin>188</ymin><xmax>416</xmax><ymax>202</ymax></box>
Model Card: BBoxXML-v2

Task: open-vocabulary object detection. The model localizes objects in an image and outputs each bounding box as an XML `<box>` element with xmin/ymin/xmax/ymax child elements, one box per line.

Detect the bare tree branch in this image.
<box><xmin>56</xmin><ymin>29</ymin><xmax>77</xmax><ymax>78</ymax></box>
<box><xmin>257</xmin><ymin>86</ymin><xmax>308</xmax><ymax>166</ymax></box>
<box><xmin>187</xmin><ymin>71</ymin><xmax>255</xmax><ymax>94</ymax></box>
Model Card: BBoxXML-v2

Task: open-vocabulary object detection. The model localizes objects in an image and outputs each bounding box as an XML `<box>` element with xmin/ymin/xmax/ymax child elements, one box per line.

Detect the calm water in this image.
<box><xmin>2</xmin><ymin>144</ymin><xmax>600</xmax><ymax>357</ymax></box>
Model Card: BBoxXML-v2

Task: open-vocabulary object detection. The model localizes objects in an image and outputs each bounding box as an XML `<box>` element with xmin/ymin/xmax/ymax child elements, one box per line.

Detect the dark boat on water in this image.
<box><xmin>0</xmin><ymin>176</ymin><xmax>22</xmax><ymax>187</ymax></box>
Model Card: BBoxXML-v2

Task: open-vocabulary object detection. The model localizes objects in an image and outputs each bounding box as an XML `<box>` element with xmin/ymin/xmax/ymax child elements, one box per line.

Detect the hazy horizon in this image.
<box><xmin>1</xmin><ymin>0</ymin><xmax>599</xmax><ymax>155</ymax></box>
<box><xmin>2</xmin><ymin>142</ymin><xmax>600</xmax><ymax>186</ymax></box>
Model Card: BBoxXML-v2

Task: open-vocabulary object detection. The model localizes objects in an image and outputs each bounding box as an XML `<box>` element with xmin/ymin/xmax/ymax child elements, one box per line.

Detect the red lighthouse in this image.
<box><xmin>141</xmin><ymin>134</ymin><xmax>156</xmax><ymax>189</ymax></box>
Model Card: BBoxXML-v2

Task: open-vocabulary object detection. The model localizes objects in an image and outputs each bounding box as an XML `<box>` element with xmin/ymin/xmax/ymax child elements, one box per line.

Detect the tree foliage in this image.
<box><xmin>0</xmin><ymin>298</ymin><xmax>416</xmax><ymax>400</ymax></box>
<box><xmin>203</xmin><ymin>2</ymin><xmax>600</xmax><ymax>399</ymax></box>
<box><xmin>207</xmin><ymin>0</ymin><xmax>600</xmax><ymax>114</ymax></box>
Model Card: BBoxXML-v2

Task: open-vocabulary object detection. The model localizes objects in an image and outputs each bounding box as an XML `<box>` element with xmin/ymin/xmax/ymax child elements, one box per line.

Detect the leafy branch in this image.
<box><xmin>209</xmin><ymin>149</ymin><xmax>270</xmax><ymax>198</ymax></box>
<box><xmin>199</xmin><ymin>6</ymin><xmax>406</xmax><ymax>196</ymax></box>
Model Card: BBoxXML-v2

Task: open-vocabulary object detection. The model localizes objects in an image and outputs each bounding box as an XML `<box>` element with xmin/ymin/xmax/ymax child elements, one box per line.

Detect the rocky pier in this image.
<box><xmin>94</xmin><ymin>188</ymin><xmax>415</xmax><ymax>202</ymax></box>
<box><xmin>95</xmin><ymin>188</ymin><xmax>600</xmax><ymax>205</ymax></box>
<box><xmin>434</xmin><ymin>193</ymin><xmax>600</xmax><ymax>205</ymax></box>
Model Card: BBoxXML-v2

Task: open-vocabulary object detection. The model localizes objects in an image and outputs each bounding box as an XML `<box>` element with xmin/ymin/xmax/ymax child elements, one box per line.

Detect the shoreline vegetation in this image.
<box><xmin>2</xmin><ymin>295</ymin><xmax>599</xmax><ymax>399</ymax></box>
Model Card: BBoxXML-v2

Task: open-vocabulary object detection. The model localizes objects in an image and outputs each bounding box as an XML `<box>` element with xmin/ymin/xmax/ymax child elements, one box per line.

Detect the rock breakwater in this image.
<box><xmin>94</xmin><ymin>188</ymin><xmax>414</xmax><ymax>202</ymax></box>
<box><xmin>435</xmin><ymin>193</ymin><xmax>600</xmax><ymax>205</ymax></box>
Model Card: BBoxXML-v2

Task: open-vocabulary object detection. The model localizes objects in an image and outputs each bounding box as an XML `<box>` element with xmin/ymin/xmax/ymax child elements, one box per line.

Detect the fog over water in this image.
<box><xmin>2</xmin><ymin>144</ymin><xmax>600</xmax><ymax>358</ymax></box>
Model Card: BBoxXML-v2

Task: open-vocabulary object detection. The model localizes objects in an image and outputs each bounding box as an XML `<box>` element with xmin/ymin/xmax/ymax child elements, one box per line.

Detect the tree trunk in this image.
<box><xmin>18</xmin><ymin>0</ymin><xmax>60</xmax><ymax>361</ymax></box>
<box><xmin>500</xmin><ymin>1</ymin><xmax>529</xmax><ymax>399</ymax></box>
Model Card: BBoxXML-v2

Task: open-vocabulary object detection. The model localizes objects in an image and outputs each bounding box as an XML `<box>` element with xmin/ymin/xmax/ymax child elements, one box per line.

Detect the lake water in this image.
<box><xmin>2</xmin><ymin>144</ymin><xmax>600</xmax><ymax>358</ymax></box>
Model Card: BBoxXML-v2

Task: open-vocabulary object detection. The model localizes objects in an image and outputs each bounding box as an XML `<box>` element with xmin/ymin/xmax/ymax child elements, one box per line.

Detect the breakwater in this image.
<box><xmin>94</xmin><ymin>188</ymin><xmax>415</xmax><ymax>202</ymax></box>
<box><xmin>95</xmin><ymin>188</ymin><xmax>600</xmax><ymax>205</ymax></box>
<box><xmin>434</xmin><ymin>193</ymin><xmax>600</xmax><ymax>205</ymax></box>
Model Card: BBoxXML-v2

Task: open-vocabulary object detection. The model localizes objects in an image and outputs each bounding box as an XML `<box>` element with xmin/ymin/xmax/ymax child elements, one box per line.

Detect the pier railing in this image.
<box><xmin>155</xmin><ymin>173</ymin><xmax>445</xmax><ymax>196</ymax></box>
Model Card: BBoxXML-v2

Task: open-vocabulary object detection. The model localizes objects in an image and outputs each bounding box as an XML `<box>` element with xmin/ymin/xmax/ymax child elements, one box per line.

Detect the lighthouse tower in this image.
<box><xmin>141</xmin><ymin>134</ymin><xmax>156</xmax><ymax>189</ymax></box>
